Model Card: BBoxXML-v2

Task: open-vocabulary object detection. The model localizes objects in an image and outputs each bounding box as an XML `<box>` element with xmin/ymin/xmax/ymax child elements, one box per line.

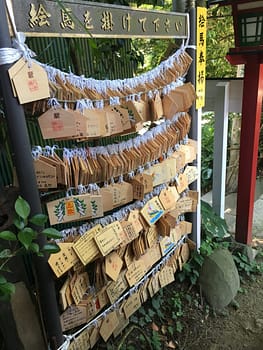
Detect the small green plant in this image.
<box><xmin>177</xmin><ymin>251</ymin><xmax>204</xmax><ymax>285</ymax></box>
<box><xmin>175</xmin><ymin>320</ymin><xmax>183</xmax><ymax>333</ymax></box>
<box><xmin>201</xmin><ymin>200</ymin><xmax>228</xmax><ymax>240</ymax></box>
<box><xmin>201</xmin><ymin>112</ymin><xmax>215</xmax><ymax>194</ymax></box>
<box><xmin>150</xmin><ymin>330</ymin><xmax>162</xmax><ymax>350</ymax></box>
<box><xmin>233</xmin><ymin>251</ymin><xmax>263</xmax><ymax>278</ymax></box>
<box><xmin>131</xmin><ymin>291</ymin><xmax>165</xmax><ymax>328</ymax></box>
<box><xmin>151</xmin><ymin>291</ymin><xmax>165</xmax><ymax>321</ymax></box>
<box><xmin>182</xmin><ymin>201</ymin><xmax>263</xmax><ymax>285</ymax></box>
<box><xmin>0</xmin><ymin>196</ymin><xmax>62</xmax><ymax>300</ymax></box>
<box><xmin>171</xmin><ymin>292</ymin><xmax>183</xmax><ymax>319</ymax></box>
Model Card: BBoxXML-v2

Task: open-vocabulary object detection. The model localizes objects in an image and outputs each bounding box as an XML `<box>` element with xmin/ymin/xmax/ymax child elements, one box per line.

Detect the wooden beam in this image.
<box><xmin>11</xmin><ymin>0</ymin><xmax>188</xmax><ymax>39</ymax></box>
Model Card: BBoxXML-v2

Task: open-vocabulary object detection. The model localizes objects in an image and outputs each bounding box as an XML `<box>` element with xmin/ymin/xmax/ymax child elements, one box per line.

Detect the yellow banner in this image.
<box><xmin>196</xmin><ymin>7</ymin><xmax>207</xmax><ymax>109</ymax></box>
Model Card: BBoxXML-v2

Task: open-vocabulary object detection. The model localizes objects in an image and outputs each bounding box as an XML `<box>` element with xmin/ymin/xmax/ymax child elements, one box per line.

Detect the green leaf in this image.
<box><xmin>152</xmin><ymin>296</ymin><xmax>161</xmax><ymax>310</ymax></box>
<box><xmin>18</xmin><ymin>230</ymin><xmax>34</xmax><ymax>250</ymax></box>
<box><xmin>156</xmin><ymin>308</ymin><xmax>164</xmax><ymax>320</ymax></box>
<box><xmin>168</xmin><ymin>325</ymin><xmax>174</xmax><ymax>336</ymax></box>
<box><xmin>202</xmin><ymin>168</ymin><xmax>213</xmax><ymax>180</ymax></box>
<box><xmin>0</xmin><ymin>275</ymin><xmax>7</xmax><ymax>284</ymax></box>
<box><xmin>0</xmin><ymin>230</ymin><xmax>17</xmax><ymax>241</ymax></box>
<box><xmin>183</xmin><ymin>263</ymin><xmax>191</xmax><ymax>272</ymax></box>
<box><xmin>13</xmin><ymin>216</ymin><xmax>25</xmax><ymax>230</ymax></box>
<box><xmin>193</xmin><ymin>253</ymin><xmax>204</xmax><ymax>266</ymax></box>
<box><xmin>193</xmin><ymin>269</ymin><xmax>200</xmax><ymax>277</ymax></box>
<box><xmin>148</xmin><ymin>308</ymin><xmax>155</xmax><ymax>318</ymax></box>
<box><xmin>177</xmin><ymin>273</ymin><xmax>186</xmax><ymax>282</ymax></box>
<box><xmin>23</xmin><ymin>227</ymin><xmax>38</xmax><ymax>240</ymax></box>
<box><xmin>89</xmin><ymin>39</ymin><xmax>97</xmax><ymax>49</ymax></box>
<box><xmin>0</xmin><ymin>249</ymin><xmax>13</xmax><ymax>258</ymax></box>
<box><xmin>138</xmin><ymin>307</ymin><xmax>147</xmax><ymax>316</ymax></box>
<box><xmin>145</xmin><ymin>314</ymin><xmax>152</xmax><ymax>323</ymax></box>
<box><xmin>15</xmin><ymin>196</ymin><xmax>30</xmax><ymax>220</ymax></box>
<box><xmin>176</xmin><ymin>321</ymin><xmax>183</xmax><ymax>333</ymax></box>
<box><xmin>29</xmin><ymin>243</ymin><xmax>39</xmax><ymax>254</ymax></box>
<box><xmin>42</xmin><ymin>228</ymin><xmax>62</xmax><ymax>239</ymax></box>
<box><xmin>29</xmin><ymin>214</ymin><xmax>47</xmax><ymax>226</ymax></box>
<box><xmin>190</xmin><ymin>275</ymin><xmax>197</xmax><ymax>285</ymax></box>
<box><xmin>0</xmin><ymin>282</ymin><xmax>15</xmax><ymax>300</ymax></box>
<box><xmin>42</xmin><ymin>243</ymin><xmax>61</xmax><ymax>254</ymax></box>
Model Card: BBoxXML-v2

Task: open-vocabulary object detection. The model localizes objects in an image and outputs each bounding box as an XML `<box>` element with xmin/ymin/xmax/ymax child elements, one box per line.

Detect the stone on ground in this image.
<box><xmin>11</xmin><ymin>282</ymin><xmax>46</xmax><ymax>350</ymax></box>
<box><xmin>199</xmin><ymin>248</ymin><xmax>240</xmax><ymax>311</ymax></box>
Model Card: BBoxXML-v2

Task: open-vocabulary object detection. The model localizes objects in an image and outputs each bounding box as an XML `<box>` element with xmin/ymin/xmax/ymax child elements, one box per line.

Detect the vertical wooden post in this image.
<box><xmin>235</xmin><ymin>56</ymin><xmax>263</xmax><ymax>244</ymax></box>
<box><xmin>187</xmin><ymin>2</ymin><xmax>201</xmax><ymax>250</ymax></box>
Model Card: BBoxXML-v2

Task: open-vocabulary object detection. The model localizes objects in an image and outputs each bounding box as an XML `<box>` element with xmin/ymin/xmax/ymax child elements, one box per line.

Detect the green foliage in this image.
<box><xmin>151</xmin><ymin>330</ymin><xmax>162</xmax><ymax>350</ymax></box>
<box><xmin>124</xmin><ymin>1</ymin><xmax>175</xmax><ymax>75</ymax></box>
<box><xmin>201</xmin><ymin>200</ymin><xmax>228</xmax><ymax>239</ymax></box>
<box><xmin>175</xmin><ymin>320</ymin><xmax>183</xmax><ymax>333</ymax></box>
<box><xmin>131</xmin><ymin>292</ymin><xmax>164</xmax><ymax>327</ymax></box>
<box><xmin>29</xmin><ymin>213</ymin><xmax>48</xmax><ymax>226</ymax></box>
<box><xmin>0</xmin><ymin>231</ymin><xmax>17</xmax><ymax>241</ymax></box>
<box><xmin>0</xmin><ymin>277</ymin><xmax>15</xmax><ymax>299</ymax></box>
<box><xmin>134</xmin><ymin>38</ymin><xmax>174</xmax><ymax>74</ymax></box>
<box><xmin>201</xmin><ymin>112</ymin><xmax>214</xmax><ymax>193</ymax></box>
<box><xmin>151</xmin><ymin>291</ymin><xmax>165</xmax><ymax>320</ymax></box>
<box><xmin>207</xmin><ymin>5</ymin><xmax>237</xmax><ymax>78</ymax></box>
<box><xmin>201</xmin><ymin>202</ymin><xmax>263</xmax><ymax>280</ymax></box>
<box><xmin>232</xmin><ymin>251</ymin><xmax>263</xmax><ymax>278</ymax></box>
<box><xmin>0</xmin><ymin>196</ymin><xmax>61</xmax><ymax>301</ymax></box>
<box><xmin>133</xmin><ymin>3</ymin><xmax>238</xmax><ymax>79</ymax></box>
<box><xmin>177</xmin><ymin>254</ymin><xmax>203</xmax><ymax>286</ymax></box>
<box><xmin>15</xmin><ymin>196</ymin><xmax>30</xmax><ymax>220</ymax></box>
<box><xmin>170</xmin><ymin>292</ymin><xmax>183</xmax><ymax>320</ymax></box>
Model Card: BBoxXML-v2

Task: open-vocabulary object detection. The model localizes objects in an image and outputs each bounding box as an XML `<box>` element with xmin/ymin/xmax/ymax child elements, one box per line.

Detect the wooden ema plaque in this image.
<box><xmin>60</xmin><ymin>305</ymin><xmax>87</xmax><ymax>332</ymax></box>
<box><xmin>8</xmin><ymin>58</ymin><xmax>50</xmax><ymax>104</ymax></box>
<box><xmin>47</xmin><ymin>194</ymin><xmax>103</xmax><ymax>225</ymax></box>
<box><xmin>34</xmin><ymin>158</ymin><xmax>57</xmax><ymax>189</ymax></box>
<box><xmin>94</xmin><ymin>221</ymin><xmax>123</xmax><ymax>256</ymax></box>
<box><xmin>73</xmin><ymin>224</ymin><xmax>102</xmax><ymax>266</ymax></box>
<box><xmin>48</xmin><ymin>243</ymin><xmax>79</xmax><ymax>278</ymax></box>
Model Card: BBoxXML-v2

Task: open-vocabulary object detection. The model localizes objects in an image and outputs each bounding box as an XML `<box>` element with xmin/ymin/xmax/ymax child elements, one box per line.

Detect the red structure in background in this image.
<box><xmin>209</xmin><ymin>0</ymin><xmax>263</xmax><ymax>244</ymax></box>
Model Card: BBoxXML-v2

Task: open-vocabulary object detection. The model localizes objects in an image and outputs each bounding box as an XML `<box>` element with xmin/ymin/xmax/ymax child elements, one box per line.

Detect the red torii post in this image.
<box><xmin>209</xmin><ymin>0</ymin><xmax>263</xmax><ymax>244</ymax></box>
<box><xmin>227</xmin><ymin>52</ymin><xmax>263</xmax><ymax>244</ymax></box>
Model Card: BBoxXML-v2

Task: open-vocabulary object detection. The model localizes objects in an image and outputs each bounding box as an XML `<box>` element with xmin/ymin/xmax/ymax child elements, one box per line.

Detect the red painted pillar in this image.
<box><xmin>235</xmin><ymin>55</ymin><xmax>263</xmax><ymax>244</ymax></box>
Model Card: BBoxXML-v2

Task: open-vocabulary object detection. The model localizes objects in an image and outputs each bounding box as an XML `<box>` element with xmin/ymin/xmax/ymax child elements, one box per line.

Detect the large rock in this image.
<box><xmin>11</xmin><ymin>282</ymin><xmax>46</xmax><ymax>350</ymax></box>
<box><xmin>199</xmin><ymin>248</ymin><xmax>240</xmax><ymax>311</ymax></box>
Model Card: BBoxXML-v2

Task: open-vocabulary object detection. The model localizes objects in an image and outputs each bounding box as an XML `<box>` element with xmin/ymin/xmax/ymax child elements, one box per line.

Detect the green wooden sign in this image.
<box><xmin>12</xmin><ymin>0</ymin><xmax>188</xmax><ymax>39</ymax></box>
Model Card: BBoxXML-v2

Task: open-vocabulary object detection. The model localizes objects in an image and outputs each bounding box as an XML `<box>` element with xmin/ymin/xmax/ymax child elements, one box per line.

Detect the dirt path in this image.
<box><xmin>184</xmin><ymin>274</ymin><xmax>263</xmax><ymax>350</ymax></box>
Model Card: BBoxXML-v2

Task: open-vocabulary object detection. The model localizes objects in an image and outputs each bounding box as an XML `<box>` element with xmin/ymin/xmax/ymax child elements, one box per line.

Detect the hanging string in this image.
<box><xmin>58</xmin><ymin>181</ymin><xmax>183</xmax><ymax>240</ymax></box>
<box><xmin>49</xmin><ymin>76</ymin><xmax>185</xmax><ymax>108</ymax></box>
<box><xmin>39</xmin><ymin>42</ymin><xmax>191</xmax><ymax>105</ymax></box>
<box><xmin>33</xmin><ymin>111</ymin><xmax>186</xmax><ymax>159</ymax></box>
<box><xmin>0</xmin><ymin>0</ymin><xmax>35</xmax><ymax>66</ymax></box>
